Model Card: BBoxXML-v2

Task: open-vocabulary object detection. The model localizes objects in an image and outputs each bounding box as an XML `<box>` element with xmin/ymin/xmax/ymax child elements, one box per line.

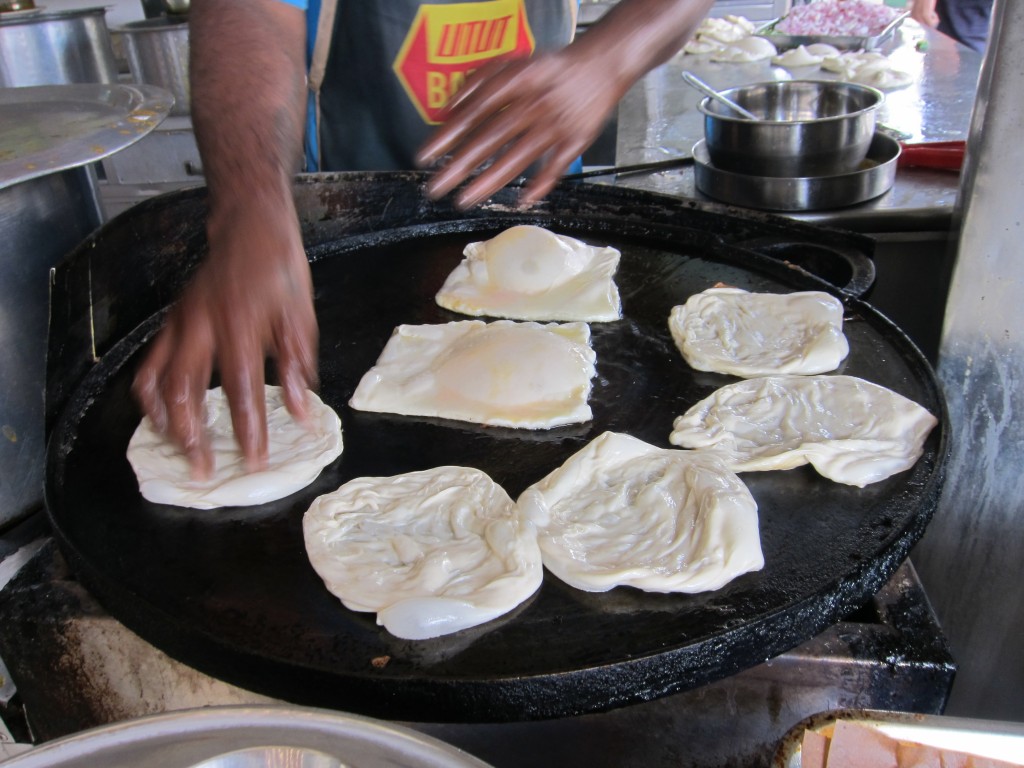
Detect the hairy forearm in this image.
<box><xmin>189</xmin><ymin>0</ymin><xmax>307</xmax><ymax>213</ymax></box>
<box><xmin>571</xmin><ymin>0</ymin><xmax>715</xmax><ymax>93</ymax></box>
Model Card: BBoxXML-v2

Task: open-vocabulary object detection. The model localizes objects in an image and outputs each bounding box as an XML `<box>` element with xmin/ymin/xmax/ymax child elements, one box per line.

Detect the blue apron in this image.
<box><xmin>308</xmin><ymin>0</ymin><xmax>576</xmax><ymax>171</ymax></box>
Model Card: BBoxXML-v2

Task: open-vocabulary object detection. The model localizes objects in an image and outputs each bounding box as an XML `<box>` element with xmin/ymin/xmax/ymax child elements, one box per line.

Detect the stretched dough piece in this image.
<box><xmin>435</xmin><ymin>225</ymin><xmax>622</xmax><ymax>322</ymax></box>
<box><xmin>518</xmin><ymin>431</ymin><xmax>763</xmax><ymax>593</ymax></box>
<box><xmin>349</xmin><ymin>320</ymin><xmax>597</xmax><ymax>429</ymax></box>
<box><xmin>669</xmin><ymin>375</ymin><xmax>938</xmax><ymax>487</ymax></box>
<box><xmin>303</xmin><ymin>466</ymin><xmax>543</xmax><ymax>640</ymax></box>
<box><xmin>669</xmin><ymin>287</ymin><xmax>849</xmax><ymax>377</ymax></box>
<box><xmin>127</xmin><ymin>386</ymin><xmax>343</xmax><ymax>509</ymax></box>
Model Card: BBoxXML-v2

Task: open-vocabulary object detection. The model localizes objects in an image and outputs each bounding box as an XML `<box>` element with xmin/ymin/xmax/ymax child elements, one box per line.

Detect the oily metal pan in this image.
<box><xmin>44</xmin><ymin>173</ymin><xmax>945</xmax><ymax>724</ymax></box>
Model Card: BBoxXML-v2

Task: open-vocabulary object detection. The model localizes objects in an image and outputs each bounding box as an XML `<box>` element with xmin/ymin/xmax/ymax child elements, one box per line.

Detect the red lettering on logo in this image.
<box><xmin>394</xmin><ymin>4</ymin><xmax>535</xmax><ymax>125</ymax></box>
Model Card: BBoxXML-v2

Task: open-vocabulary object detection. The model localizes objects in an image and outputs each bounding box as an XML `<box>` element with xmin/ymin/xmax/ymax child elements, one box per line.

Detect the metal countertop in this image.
<box><xmin>608</xmin><ymin>20</ymin><xmax>983</xmax><ymax>231</ymax></box>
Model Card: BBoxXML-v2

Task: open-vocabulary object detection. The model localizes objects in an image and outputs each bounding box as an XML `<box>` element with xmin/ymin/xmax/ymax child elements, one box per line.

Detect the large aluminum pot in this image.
<box><xmin>117</xmin><ymin>17</ymin><xmax>190</xmax><ymax>116</ymax></box>
<box><xmin>0</xmin><ymin>7</ymin><xmax>117</xmax><ymax>86</ymax></box>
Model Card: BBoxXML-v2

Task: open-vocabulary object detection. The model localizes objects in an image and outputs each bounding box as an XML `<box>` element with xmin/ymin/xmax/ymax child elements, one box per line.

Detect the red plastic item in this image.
<box><xmin>897</xmin><ymin>140</ymin><xmax>966</xmax><ymax>171</ymax></box>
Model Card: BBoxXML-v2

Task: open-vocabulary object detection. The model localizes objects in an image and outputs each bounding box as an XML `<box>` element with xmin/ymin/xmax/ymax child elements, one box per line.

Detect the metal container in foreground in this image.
<box><xmin>116</xmin><ymin>17</ymin><xmax>191</xmax><ymax>116</ymax></box>
<box><xmin>700</xmin><ymin>80</ymin><xmax>883</xmax><ymax>178</ymax></box>
<box><xmin>0</xmin><ymin>705</ymin><xmax>493</xmax><ymax>768</ymax></box>
<box><xmin>0</xmin><ymin>7</ymin><xmax>117</xmax><ymax>87</ymax></box>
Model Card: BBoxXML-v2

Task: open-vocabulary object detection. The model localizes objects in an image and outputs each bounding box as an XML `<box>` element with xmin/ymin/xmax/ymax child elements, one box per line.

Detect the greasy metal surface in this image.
<box><xmin>44</xmin><ymin>174</ymin><xmax>946</xmax><ymax>723</ymax></box>
<box><xmin>0</xmin><ymin>84</ymin><xmax>173</xmax><ymax>190</ymax></box>
<box><xmin>693</xmin><ymin>133</ymin><xmax>900</xmax><ymax>212</ymax></box>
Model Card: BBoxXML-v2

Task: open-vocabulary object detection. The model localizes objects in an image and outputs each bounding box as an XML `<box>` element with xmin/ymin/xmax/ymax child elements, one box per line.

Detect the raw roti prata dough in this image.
<box><xmin>669</xmin><ymin>375</ymin><xmax>938</xmax><ymax>487</ymax></box>
<box><xmin>127</xmin><ymin>385</ymin><xmax>343</xmax><ymax>509</ymax></box>
<box><xmin>303</xmin><ymin>466</ymin><xmax>543</xmax><ymax>640</ymax></box>
<box><xmin>669</xmin><ymin>287</ymin><xmax>849</xmax><ymax>377</ymax></box>
<box><xmin>518</xmin><ymin>431</ymin><xmax>764</xmax><ymax>593</ymax></box>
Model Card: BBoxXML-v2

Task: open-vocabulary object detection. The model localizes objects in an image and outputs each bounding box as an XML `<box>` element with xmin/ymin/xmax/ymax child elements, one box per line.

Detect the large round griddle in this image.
<box><xmin>45</xmin><ymin>174</ymin><xmax>946</xmax><ymax>723</ymax></box>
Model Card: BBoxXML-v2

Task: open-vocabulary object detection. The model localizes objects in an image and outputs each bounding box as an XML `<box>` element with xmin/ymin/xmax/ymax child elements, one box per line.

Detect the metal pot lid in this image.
<box><xmin>0</xmin><ymin>83</ymin><xmax>173</xmax><ymax>190</ymax></box>
<box><xmin>0</xmin><ymin>705</ymin><xmax>494</xmax><ymax>768</ymax></box>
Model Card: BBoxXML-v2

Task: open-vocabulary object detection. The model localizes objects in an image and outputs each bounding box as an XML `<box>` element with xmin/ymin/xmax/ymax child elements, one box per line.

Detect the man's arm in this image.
<box><xmin>417</xmin><ymin>0</ymin><xmax>715</xmax><ymax>209</ymax></box>
<box><xmin>909</xmin><ymin>0</ymin><xmax>941</xmax><ymax>29</ymax></box>
<box><xmin>132</xmin><ymin>0</ymin><xmax>317</xmax><ymax>476</ymax></box>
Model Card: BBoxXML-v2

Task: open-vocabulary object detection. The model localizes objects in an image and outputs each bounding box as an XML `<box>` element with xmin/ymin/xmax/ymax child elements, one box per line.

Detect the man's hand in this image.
<box><xmin>417</xmin><ymin>49</ymin><xmax>621</xmax><ymax>210</ymax></box>
<box><xmin>417</xmin><ymin>0</ymin><xmax>714</xmax><ymax>209</ymax></box>
<box><xmin>131</xmin><ymin>0</ymin><xmax>310</xmax><ymax>476</ymax></box>
<box><xmin>132</xmin><ymin>198</ymin><xmax>317</xmax><ymax>478</ymax></box>
<box><xmin>910</xmin><ymin>0</ymin><xmax>941</xmax><ymax>29</ymax></box>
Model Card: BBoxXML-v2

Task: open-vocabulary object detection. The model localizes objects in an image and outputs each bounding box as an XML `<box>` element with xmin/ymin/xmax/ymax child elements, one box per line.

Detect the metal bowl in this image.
<box><xmin>699</xmin><ymin>80</ymin><xmax>884</xmax><ymax>178</ymax></box>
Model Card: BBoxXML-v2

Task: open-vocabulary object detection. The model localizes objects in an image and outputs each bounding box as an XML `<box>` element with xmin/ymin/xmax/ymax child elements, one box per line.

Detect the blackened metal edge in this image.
<box><xmin>43</xmin><ymin>172</ymin><xmax>943</xmax><ymax>723</ymax></box>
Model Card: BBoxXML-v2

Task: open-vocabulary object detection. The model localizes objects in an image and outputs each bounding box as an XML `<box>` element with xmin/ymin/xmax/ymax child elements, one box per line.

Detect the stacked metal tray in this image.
<box><xmin>693</xmin><ymin>132</ymin><xmax>901</xmax><ymax>212</ymax></box>
<box><xmin>755</xmin><ymin>10</ymin><xmax>910</xmax><ymax>52</ymax></box>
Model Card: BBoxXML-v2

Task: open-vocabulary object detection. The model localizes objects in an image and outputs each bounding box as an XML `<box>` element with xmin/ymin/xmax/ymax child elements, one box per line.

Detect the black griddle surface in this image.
<box><xmin>46</xmin><ymin>216</ymin><xmax>945</xmax><ymax>723</ymax></box>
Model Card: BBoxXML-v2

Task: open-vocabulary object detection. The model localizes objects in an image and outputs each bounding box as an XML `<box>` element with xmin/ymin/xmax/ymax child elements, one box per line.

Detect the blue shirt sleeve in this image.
<box><xmin>268</xmin><ymin>0</ymin><xmax>318</xmax><ymax>168</ymax></box>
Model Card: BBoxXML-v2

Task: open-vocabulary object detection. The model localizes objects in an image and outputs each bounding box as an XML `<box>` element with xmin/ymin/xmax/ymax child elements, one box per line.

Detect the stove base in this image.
<box><xmin>0</xmin><ymin>538</ymin><xmax>954</xmax><ymax>767</ymax></box>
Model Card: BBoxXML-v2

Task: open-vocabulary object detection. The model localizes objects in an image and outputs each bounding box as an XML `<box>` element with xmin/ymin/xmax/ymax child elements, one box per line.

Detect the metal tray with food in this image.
<box><xmin>755</xmin><ymin>11</ymin><xmax>909</xmax><ymax>52</ymax></box>
<box><xmin>774</xmin><ymin>708</ymin><xmax>1024</xmax><ymax>767</ymax></box>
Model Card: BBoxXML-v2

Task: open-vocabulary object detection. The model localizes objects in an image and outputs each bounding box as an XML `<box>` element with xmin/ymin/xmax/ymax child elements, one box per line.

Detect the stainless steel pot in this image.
<box><xmin>0</xmin><ymin>7</ymin><xmax>118</xmax><ymax>86</ymax></box>
<box><xmin>0</xmin><ymin>84</ymin><xmax>172</xmax><ymax>531</ymax></box>
<box><xmin>116</xmin><ymin>17</ymin><xmax>190</xmax><ymax>116</ymax></box>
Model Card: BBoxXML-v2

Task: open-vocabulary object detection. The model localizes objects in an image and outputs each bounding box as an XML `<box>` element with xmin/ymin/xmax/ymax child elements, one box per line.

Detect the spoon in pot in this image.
<box><xmin>682</xmin><ymin>71</ymin><xmax>759</xmax><ymax>121</ymax></box>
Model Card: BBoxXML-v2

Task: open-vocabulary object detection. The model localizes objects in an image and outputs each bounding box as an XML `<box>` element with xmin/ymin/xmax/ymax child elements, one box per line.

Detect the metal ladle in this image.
<box><xmin>682</xmin><ymin>71</ymin><xmax>759</xmax><ymax>120</ymax></box>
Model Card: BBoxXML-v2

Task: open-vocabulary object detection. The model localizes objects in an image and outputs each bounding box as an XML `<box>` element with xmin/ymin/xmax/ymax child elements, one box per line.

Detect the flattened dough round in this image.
<box><xmin>669</xmin><ymin>375</ymin><xmax>938</xmax><ymax>487</ymax></box>
<box><xmin>127</xmin><ymin>385</ymin><xmax>343</xmax><ymax>509</ymax></box>
<box><xmin>669</xmin><ymin>287</ymin><xmax>849</xmax><ymax>377</ymax></box>
<box><xmin>518</xmin><ymin>431</ymin><xmax>763</xmax><ymax>593</ymax></box>
<box><xmin>303</xmin><ymin>466</ymin><xmax>543</xmax><ymax>640</ymax></box>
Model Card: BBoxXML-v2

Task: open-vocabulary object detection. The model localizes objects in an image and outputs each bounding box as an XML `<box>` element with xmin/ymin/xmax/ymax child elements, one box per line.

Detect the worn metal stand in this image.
<box><xmin>0</xmin><ymin>537</ymin><xmax>953</xmax><ymax>767</ymax></box>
